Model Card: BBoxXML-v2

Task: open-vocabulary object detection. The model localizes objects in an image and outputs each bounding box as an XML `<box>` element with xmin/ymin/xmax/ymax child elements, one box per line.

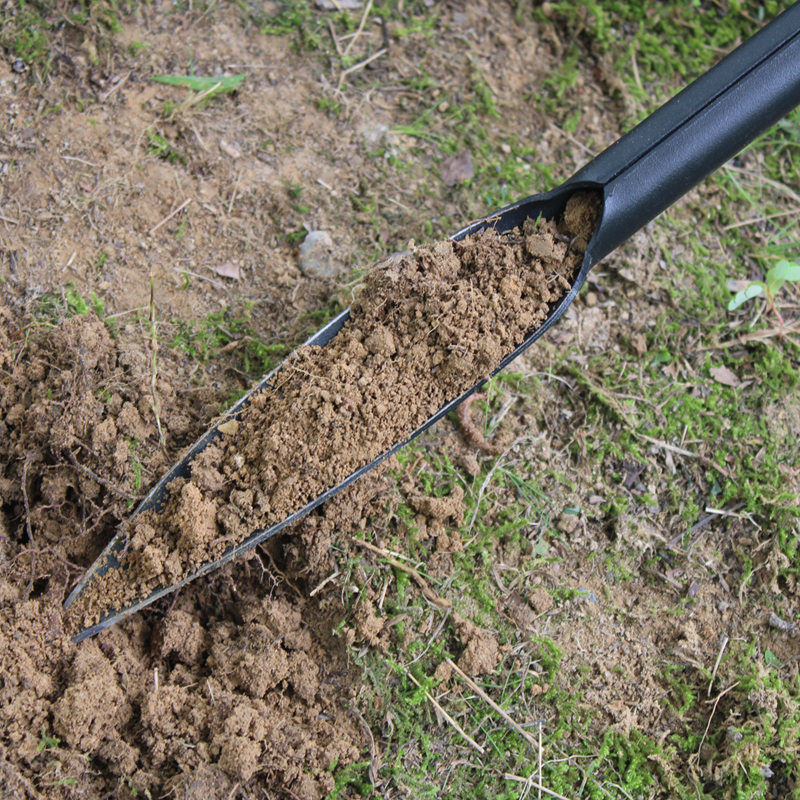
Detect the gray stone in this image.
<box><xmin>769</xmin><ymin>612</ymin><xmax>794</xmax><ymax>633</ymax></box>
<box><xmin>298</xmin><ymin>231</ymin><xmax>338</xmax><ymax>279</ymax></box>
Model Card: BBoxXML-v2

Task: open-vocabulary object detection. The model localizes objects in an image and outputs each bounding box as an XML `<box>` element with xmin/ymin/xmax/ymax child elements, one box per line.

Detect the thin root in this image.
<box><xmin>458</xmin><ymin>393</ymin><xmax>505</xmax><ymax>455</ymax></box>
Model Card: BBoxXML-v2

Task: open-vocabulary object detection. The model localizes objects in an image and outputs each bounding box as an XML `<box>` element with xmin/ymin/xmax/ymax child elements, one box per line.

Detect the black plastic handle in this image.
<box><xmin>574</xmin><ymin>0</ymin><xmax>800</xmax><ymax>268</ymax></box>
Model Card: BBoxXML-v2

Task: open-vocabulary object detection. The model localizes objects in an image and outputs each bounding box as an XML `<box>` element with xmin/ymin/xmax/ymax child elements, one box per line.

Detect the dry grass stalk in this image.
<box><xmin>445</xmin><ymin>658</ymin><xmax>542</xmax><ymax>753</ymax></box>
<box><xmin>355</xmin><ymin>539</ymin><xmax>451</xmax><ymax>608</ymax></box>
<box><xmin>405</xmin><ymin>669</ymin><xmax>485</xmax><ymax>754</ymax></box>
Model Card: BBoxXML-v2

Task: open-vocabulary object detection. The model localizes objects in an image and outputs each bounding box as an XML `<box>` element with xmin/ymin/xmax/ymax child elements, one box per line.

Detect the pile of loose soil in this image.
<box><xmin>69</xmin><ymin>191</ymin><xmax>601</xmax><ymax>629</ymax></box>
<box><xmin>0</xmin><ymin>301</ymin><xmax>384</xmax><ymax>798</ymax></box>
<box><xmin>0</xmin><ymin>309</ymin><xmax>204</xmax><ymax>567</ymax></box>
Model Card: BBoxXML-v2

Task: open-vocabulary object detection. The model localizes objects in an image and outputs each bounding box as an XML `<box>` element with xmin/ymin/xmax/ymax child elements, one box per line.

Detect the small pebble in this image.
<box><xmin>218</xmin><ymin>420</ymin><xmax>239</xmax><ymax>436</ymax></box>
<box><xmin>768</xmin><ymin>612</ymin><xmax>794</xmax><ymax>633</ymax></box>
<box><xmin>219</xmin><ymin>139</ymin><xmax>241</xmax><ymax>159</ymax></box>
<box><xmin>361</xmin><ymin>122</ymin><xmax>389</xmax><ymax>147</ymax></box>
<box><xmin>576</xmin><ymin>588</ymin><xmax>598</xmax><ymax>605</ymax></box>
<box><xmin>585</xmin><ymin>291</ymin><xmax>598</xmax><ymax>307</ymax></box>
<box><xmin>299</xmin><ymin>231</ymin><xmax>339</xmax><ymax>279</ymax></box>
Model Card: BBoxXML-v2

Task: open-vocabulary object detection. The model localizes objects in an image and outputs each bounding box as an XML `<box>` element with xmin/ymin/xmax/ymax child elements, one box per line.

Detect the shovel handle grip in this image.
<box><xmin>571</xmin><ymin>2</ymin><xmax>800</xmax><ymax>269</ymax></box>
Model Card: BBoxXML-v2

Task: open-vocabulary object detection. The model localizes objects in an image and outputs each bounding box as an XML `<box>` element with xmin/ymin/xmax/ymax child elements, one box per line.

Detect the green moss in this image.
<box><xmin>169</xmin><ymin>310</ymin><xmax>289</xmax><ymax>377</ymax></box>
<box><xmin>1</xmin><ymin>0</ymin><xmax>127</xmax><ymax>76</ymax></box>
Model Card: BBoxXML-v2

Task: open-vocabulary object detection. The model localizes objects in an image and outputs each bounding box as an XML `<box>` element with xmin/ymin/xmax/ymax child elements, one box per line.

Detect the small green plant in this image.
<box><xmin>37</xmin><ymin>728</ymin><xmax>61</xmax><ymax>752</ymax></box>
<box><xmin>146</xmin><ymin>129</ymin><xmax>187</xmax><ymax>164</ymax></box>
<box><xmin>728</xmin><ymin>259</ymin><xmax>800</xmax><ymax>324</ymax></box>
<box><xmin>128</xmin><ymin>441</ymin><xmax>143</xmax><ymax>504</ymax></box>
<box><xmin>152</xmin><ymin>73</ymin><xmax>245</xmax><ymax>97</ymax></box>
<box><xmin>316</xmin><ymin>96</ymin><xmax>342</xmax><ymax>116</ymax></box>
<box><xmin>65</xmin><ymin>287</ymin><xmax>90</xmax><ymax>316</ymax></box>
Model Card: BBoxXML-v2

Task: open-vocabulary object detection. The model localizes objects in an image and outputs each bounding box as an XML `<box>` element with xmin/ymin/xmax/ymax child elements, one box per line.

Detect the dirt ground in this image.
<box><xmin>1</xmin><ymin>1</ymin><xmax>798</xmax><ymax>799</ymax></box>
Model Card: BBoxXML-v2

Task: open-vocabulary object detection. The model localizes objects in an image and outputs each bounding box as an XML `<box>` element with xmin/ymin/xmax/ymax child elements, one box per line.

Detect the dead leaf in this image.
<box><xmin>622</xmin><ymin>461</ymin><xmax>646</xmax><ymax>489</ymax></box>
<box><xmin>213</xmin><ymin>261</ymin><xmax>240</xmax><ymax>280</ymax></box>
<box><xmin>630</xmin><ymin>333</ymin><xmax>647</xmax><ymax>357</ymax></box>
<box><xmin>440</xmin><ymin>149</ymin><xmax>474</xmax><ymax>186</ymax></box>
<box><xmin>709</xmin><ymin>365</ymin><xmax>740</xmax><ymax>387</ymax></box>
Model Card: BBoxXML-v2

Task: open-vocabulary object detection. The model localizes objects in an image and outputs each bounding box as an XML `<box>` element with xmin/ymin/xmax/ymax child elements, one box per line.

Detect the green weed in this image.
<box><xmin>37</xmin><ymin>729</ymin><xmax>61</xmax><ymax>752</ymax></box>
<box><xmin>146</xmin><ymin>129</ymin><xmax>187</xmax><ymax>164</ymax></box>
<box><xmin>728</xmin><ymin>259</ymin><xmax>800</xmax><ymax>324</ymax></box>
<box><xmin>65</xmin><ymin>287</ymin><xmax>90</xmax><ymax>316</ymax></box>
<box><xmin>153</xmin><ymin>73</ymin><xmax>245</xmax><ymax>96</ymax></box>
<box><xmin>1</xmin><ymin>7</ymin><xmax>50</xmax><ymax>68</ymax></box>
<box><xmin>256</xmin><ymin>1</ymin><xmax>327</xmax><ymax>52</ymax></box>
<box><xmin>539</xmin><ymin>1</ymin><xmax>794</xmax><ymax>104</ymax></box>
<box><xmin>36</xmin><ymin>283</ymin><xmax>90</xmax><ymax>322</ymax></box>
<box><xmin>324</xmin><ymin>760</ymin><xmax>373</xmax><ymax>799</ymax></box>
<box><xmin>1</xmin><ymin>0</ymin><xmax>126</xmax><ymax>76</ymax></box>
<box><xmin>169</xmin><ymin>310</ymin><xmax>290</xmax><ymax>376</ymax></box>
<box><xmin>317</xmin><ymin>96</ymin><xmax>343</xmax><ymax>116</ymax></box>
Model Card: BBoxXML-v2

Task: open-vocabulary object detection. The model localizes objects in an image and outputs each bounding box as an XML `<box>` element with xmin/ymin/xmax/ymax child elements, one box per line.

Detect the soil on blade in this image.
<box><xmin>70</xmin><ymin>192</ymin><xmax>601</xmax><ymax>628</ymax></box>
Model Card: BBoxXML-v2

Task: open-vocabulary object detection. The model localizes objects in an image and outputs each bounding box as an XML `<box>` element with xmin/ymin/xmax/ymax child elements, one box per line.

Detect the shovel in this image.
<box><xmin>66</xmin><ymin>4</ymin><xmax>800</xmax><ymax>642</ymax></box>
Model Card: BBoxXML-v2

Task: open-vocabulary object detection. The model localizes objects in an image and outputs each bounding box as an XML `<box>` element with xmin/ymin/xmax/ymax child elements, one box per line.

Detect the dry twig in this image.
<box><xmin>405</xmin><ymin>669</ymin><xmax>485</xmax><ymax>754</ymax></box>
<box><xmin>337</xmin><ymin>48</ymin><xmax>388</xmax><ymax>92</ymax></box>
<box><xmin>21</xmin><ymin>454</ymin><xmax>38</xmax><ymax>599</ymax></box>
<box><xmin>502</xmin><ymin>774</ymin><xmax>575</xmax><ymax>800</ymax></box>
<box><xmin>445</xmin><ymin>658</ymin><xmax>542</xmax><ymax>753</ymax></box>
<box><xmin>149</xmin><ymin>197</ymin><xmax>192</xmax><ymax>235</ymax></box>
<box><xmin>355</xmin><ymin>539</ymin><xmax>451</xmax><ymax>608</ymax></box>
<box><xmin>342</xmin><ymin>0</ymin><xmax>373</xmax><ymax>58</ymax></box>
<box><xmin>67</xmin><ymin>450</ymin><xmax>143</xmax><ymax>502</ymax></box>
<box><xmin>148</xmin><ymin>278</ymin><xmax>166</xmax><ymax>449</ymax></box>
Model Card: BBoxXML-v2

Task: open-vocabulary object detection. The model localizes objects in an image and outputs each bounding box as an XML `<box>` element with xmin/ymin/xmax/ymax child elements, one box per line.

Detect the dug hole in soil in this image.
<box><xmin>1</xmin><ymin>193</ymin><xmax>600</xmax><ymax>798</ymax></box>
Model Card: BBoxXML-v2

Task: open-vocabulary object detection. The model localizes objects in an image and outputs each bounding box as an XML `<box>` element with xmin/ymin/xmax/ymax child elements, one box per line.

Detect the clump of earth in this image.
<box><xmin>69</xmin><ymin>191</ymin><xmax>601</xmax><ymax>631</ymax></box>
<box><xmin>0</xmin><ymin>298</ymin><xmax>394</xmax><ymax>798</ymax></box>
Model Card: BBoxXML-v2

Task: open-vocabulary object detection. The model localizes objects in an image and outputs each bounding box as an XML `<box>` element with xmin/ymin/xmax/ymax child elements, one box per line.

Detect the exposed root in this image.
<box><xmin>458</xmin><ymin>393</ymin><xmax>506</xmax><ymax>455</ymax></box>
